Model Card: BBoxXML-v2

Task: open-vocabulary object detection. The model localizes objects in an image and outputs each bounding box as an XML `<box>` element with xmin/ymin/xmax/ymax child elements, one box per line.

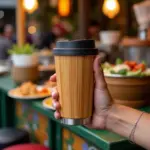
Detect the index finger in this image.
<box><xmin>50</xmin><ymin>73</ymin><xmax>57</xmax><ymax>82</ymax></box>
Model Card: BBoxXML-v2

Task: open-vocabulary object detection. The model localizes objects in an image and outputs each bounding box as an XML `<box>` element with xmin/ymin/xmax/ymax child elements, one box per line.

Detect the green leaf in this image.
<box><xmin>116</xmin><ymin>58</ymin><xmax>123</xmax><ymax>65</ymax></box>
<box><xmin>127</xmin><ymin>69</ymin><xmax>142</xmax><ymax>77</ymax></box>
<box><xmin>110</xmin><ymin>69</ymin><xmax>127</xmax><ymax>76</ymax></box>
<box><xmin>8</xmin><ymin>44</ymin><xmax>35</xmax><ymax>55</ymax></box>
<box><xmin>118</xmin><ymin>69</ymin><xmax>127</xmax><ymax>75</ymax></box>
<box><xmin>142</xmin><ymin>60</ymin><xmax>147</xmax><ymax>68</ymax></box>
<box><xmin>110</xmin><ymin>70</ymin><xmax>117</xmax><ymax>74</ymax></box>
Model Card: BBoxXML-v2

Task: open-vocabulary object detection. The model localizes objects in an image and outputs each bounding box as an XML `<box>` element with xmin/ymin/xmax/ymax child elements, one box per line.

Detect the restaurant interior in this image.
<box><xmin>0</xmin><ymin>0</ymin><xmax>150</xmax><ymax>150</ymax></box>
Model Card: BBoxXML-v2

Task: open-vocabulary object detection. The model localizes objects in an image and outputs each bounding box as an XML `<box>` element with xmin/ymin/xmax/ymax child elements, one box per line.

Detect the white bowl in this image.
<box><xmin>99</xmin><ymin>30</ymin><xmax>121</xmax><ymax>45</ymax></box>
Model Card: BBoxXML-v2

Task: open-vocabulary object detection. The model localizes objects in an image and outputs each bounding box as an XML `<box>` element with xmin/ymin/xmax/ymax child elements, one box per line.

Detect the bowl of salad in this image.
<box><xmin>102</xmin><ymin>59</ymin><xmax>150</xmax><ymax>108</ymax></box>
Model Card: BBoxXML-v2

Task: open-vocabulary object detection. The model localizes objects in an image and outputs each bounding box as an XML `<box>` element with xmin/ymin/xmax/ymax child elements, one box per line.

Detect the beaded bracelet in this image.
<box><xmin>129</xmin><ymin>112</ymin><xmax>144</xmax><ymax>143</ymax></box>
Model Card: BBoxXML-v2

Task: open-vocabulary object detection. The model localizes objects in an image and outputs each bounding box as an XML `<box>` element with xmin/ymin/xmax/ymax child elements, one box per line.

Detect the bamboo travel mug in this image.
<box><xmin>53</xmin><ymin>40</ymin><xmax>98</xmax><ymax>125</ymax></box>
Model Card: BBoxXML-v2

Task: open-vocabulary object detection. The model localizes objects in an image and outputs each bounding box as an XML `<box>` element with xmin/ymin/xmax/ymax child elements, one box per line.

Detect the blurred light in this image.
<box><xmin>28</xmin><ymin>26</ymin><xmax>36</xmax><ymax>34</ymax></box>
<box><xmin>23</xmin><ymin>0</ymin><xmax>38</xmax><ymax>13</ymax></box>
<box><xmin>102</xmin><ymin>0</ymin><xmax>120</xmax><ymax>19</ymax></box>
<box><xmin>0</xmin><ymin>11</ymin><xmax>4</xmax><ymax>19</ymax></box>
<box><xmin>58</xmin><ymin>0</ymin><xmax>71</xmax><ymax>17</ymax></box>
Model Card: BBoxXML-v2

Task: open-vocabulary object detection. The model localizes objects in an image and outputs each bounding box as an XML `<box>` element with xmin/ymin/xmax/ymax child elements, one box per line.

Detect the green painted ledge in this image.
<box><xmin>0</xmin><ymin>75</ymin><xmax>148</xmax><ymax>150</ymax></box>
<box><xmin>31</xmin><ymin>101</ymin><xmax>147</xmax><ymax>150</ymax></box>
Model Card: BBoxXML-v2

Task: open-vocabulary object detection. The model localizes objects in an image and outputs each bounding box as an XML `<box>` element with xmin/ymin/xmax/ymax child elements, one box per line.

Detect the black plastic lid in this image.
<box><xmin>53</xmin><ymin>39</ymin><xmax>98</xmax><ymax>56</ymax></box>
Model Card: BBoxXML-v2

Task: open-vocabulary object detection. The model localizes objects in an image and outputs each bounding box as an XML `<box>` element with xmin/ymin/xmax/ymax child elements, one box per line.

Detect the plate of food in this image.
<box><xmin>8</xmin><ymin>82</ymin><xmax>51</xmax><ymax>100</ymax></box>
<box><xmin>102</xmin><ymin>58</ymin><xmax>150</xmax><ymax>78</ymax></box>
<box><xmin>42</xmin><ymin>97</ymin><xmax>55</xmax><ymax>110</ymax></box>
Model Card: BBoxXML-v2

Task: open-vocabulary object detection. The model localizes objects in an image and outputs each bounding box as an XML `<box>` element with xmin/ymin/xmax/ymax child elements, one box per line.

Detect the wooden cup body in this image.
<box><xmin>55</xmin><ymin>56</ymin><xmax>95</xmax><ymax>119</ymax></box>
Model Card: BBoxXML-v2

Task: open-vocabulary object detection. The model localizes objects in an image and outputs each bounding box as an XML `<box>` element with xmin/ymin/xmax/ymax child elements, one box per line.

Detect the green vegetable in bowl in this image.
<box><xmin>141</xmin><ymin>60</ymin><xmax>147</xmax><ymax>67</ymax></box>
<box><xmin>102</xmin><ymin>60</ymin><xmax>150</xmax><ymax>77</ymax></box>
<box><xmin>102</xmin><ymin>62</ymin><xmax>112</xmax><ymax>69</ymax></box>
<box><xmin>110</xmin><ymin>69</ymin><xmax>128</xmax><ymax>75</ymax></box>
<box><xmin>118</xmin><ymin>69</ymin><xmax>128</xmax><ymax>75</ymax></box>
<box><xmin>127</xmin><ymin>69</ymin><xmax>142</xmax><ymax>77</ymax></box>
<box><xmin>116</xmin><ymin>58</ymin><xmax>123</xmax><ymax>65</ymax></box>
<box><xmin>110</xmin><ymin>70</ymin><xmax>116</xmax><ymax>74</ymax></box>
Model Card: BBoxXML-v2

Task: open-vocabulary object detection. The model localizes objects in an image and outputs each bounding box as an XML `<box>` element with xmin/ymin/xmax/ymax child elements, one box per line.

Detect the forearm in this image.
<box><xmin>106</xmin><ymin>104</ymin><xmax>150</xmax><ymax>149</ymax></box>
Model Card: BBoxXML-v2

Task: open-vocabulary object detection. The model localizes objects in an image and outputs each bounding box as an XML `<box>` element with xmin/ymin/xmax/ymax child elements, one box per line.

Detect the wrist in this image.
<box><xmin>105</xmin><ymin>104</ymin><xmax>116</xmax><ymax>131</ymax></box>
<box><xmin>106</xmin><ymin>104</ymin><xmax>125</xmax><ymax>132</ymax></box>
<box><xmin>106</xmin><ymin>104</ymin><xmax>129</xmax><ymax>130</ymax></box>
<box><xmin>105</xmin><ymin>104</ymin><xmax>133</xmax><ymax>136</ymax></box>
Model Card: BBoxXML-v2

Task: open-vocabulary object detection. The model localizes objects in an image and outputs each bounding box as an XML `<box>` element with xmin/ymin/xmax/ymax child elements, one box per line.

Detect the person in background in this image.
<box><xmin>39</xmin><ymin>31</ymin><xmax>56</xmax><ymax>50</ymax></box>
<box><xmin>4</xmin><ymin>24</ymin><xmax>33</xmax><ymax>45</ymax></box>
<box><xmin>40</xmin><ymin>23</ymin><xmax>68</xmax><ymax>50</ymax></box>
<box><xmin>31</xmin><ymin>31</ymin><xmax>41</xmax><ymax>48</ymax></box>
<box><xmin>0</xmin><ymin>24</ymin><xmax>12</xmax><ymax>60</ymax></box>
<box><xmin>4</xmin><ymin>24</ymin><xmax>16</xmax><ymax>43</ymax></box>
<box><xmin>88</xmin><ymin>20</ymin><xmax>100</xmax><ymax>40</ymax></box>
<box><xmin>27</xmin><ymin>35</ymin><xmax>33</xmax><ymax>44</ymax></box>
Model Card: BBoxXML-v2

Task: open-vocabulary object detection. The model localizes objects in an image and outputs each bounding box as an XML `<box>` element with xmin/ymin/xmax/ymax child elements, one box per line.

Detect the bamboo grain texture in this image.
<box><xmin>55</xmin><ymin>56</ymin><xmax>95</xmax><ymax>118</ymax></box>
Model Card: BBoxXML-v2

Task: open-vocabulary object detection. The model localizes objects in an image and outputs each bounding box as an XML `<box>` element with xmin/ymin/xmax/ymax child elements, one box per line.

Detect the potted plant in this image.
<box><xmin>8</xmin><ymin>44</ymin><xmax>38</xmax><ymax>67</ymax></box>
<box><xmin>9</xmin><ymin>44</ymin><xmax>39</xmax><ymax>84</ymax></box>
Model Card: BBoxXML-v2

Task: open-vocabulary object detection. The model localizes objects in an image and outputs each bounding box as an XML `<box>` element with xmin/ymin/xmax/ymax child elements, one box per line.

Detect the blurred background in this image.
<box><xmin>1</xmin><ymin>0</ymin><xmax>150</xmax><ymax>82</ymax></box>
<box><xmin>0</xmin><ymin>0</ymin><xmax>143</xmax><ymax>48</ymax></box>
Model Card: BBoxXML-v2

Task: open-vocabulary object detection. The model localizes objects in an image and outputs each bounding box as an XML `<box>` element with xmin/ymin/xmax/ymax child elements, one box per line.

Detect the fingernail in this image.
<box><xmin>51</xmin><ymin>92</ymin><xmax>55</xmax><ymax>97</ymax></box>
<box><xmin>53</xmin><ymin>102</ymin><xmax>57</xmax><ymax>108</ymax></box>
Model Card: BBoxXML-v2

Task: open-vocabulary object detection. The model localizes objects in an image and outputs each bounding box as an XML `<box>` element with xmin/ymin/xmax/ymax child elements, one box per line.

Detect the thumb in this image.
<box><xmin>93</xmin><ymin>56</ymin><xmax>107</xmax><ymax>90</ymax></box>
